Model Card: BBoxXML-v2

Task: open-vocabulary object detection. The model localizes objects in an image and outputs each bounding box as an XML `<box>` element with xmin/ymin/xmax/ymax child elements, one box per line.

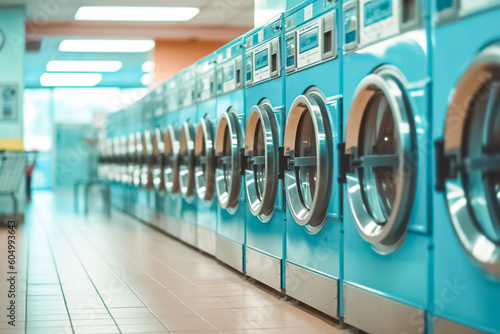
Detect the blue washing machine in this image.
<box><xmin>282</xmin><ymin>0</ymin><xmax>343</xmax><ymax>319</ymax></box>
<box><xmin>433</xmin><ymin>1</ymin><xmax>500</xmax><ymax>333</ymax></box>
<box><xmin>137</xmin><ymin>95</ymin><xmax>155</xmax><ymax>223</ymax></box>
<box><xmin>194</xmin><ymin>53</ymin><xmax>218</xmax><ymax>256</ymax></box>
<box><xmin>340</xmin><ymin>0</ymin><xmax>431</xmax><ymax>333</ymax></box>
<box><xmin>214</xmin><ymin>36</ymin><xmax>247</xmax><ymax>272</ymax></box>
<box><xmin>243</xmin><ymin>15</ymin><xmax>286</xmax><ymax>292</ymax></box>
<box><xmin>151</xmin><ymin>83</ymin><xmax>167</xmax><ymax>229</ymax></box>
<box><xmin>161</xmin><ymin>76</ymin><xmax>182</xmax><ymax>239</ymax></box>
<box><xmin>177</xmin><ymin>65</ymin><xmax>198</xmax><ymax>247</ymax></box>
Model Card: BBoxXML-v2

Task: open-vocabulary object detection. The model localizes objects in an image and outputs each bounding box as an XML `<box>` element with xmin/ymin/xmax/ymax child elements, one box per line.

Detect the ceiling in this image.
<box><xmin>2</xmin><ymin>0</ymin><xmax>254</xmax><ymax>88</ymax></box>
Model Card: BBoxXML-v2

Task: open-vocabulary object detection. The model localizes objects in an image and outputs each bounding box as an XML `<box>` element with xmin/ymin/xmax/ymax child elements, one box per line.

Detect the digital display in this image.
<box><xmin>364</xmin><ymin>0</ymin><xmax>392</xmax><ymax>27</ymax></box>
<box><xmin>255</xmin><ymin>49</ymin><xmax>269</xmax><ymax>71</ymax></box>
<box><xmin>437</xmin><ymin>0</ymin><xmax>453</xmax><ymax>11</ymax></box>
<box><xmin>345</xmin><ymin>8</ymin><xmax>358</xmax><ymax>44</ymax></box>
<box><xmin>299</xmin><ymin>27</ymin><xmax>319</xmax><ymax>54</ymax></box>
<box><xmin>224</xmin><ymin>64</ymin><xmax>234</xmax><ymax>82</ymax></box>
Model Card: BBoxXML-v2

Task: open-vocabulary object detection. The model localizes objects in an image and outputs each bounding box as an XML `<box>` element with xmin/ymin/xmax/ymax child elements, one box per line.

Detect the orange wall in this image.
<box><xmin>153</xmin><ymin>39</ymin><xmax>226</xmax><ymax>84</ymax></box>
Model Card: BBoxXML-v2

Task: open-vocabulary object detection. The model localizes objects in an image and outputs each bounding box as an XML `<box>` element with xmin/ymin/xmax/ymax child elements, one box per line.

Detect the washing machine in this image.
<box><xmin>433</xmin><ymin>1</ymin><xmax>500</xmax><ymax>333</ymax></box>
<box><xmin>161</xmin><ymin>76</ymin><xmax>182</xmax><ymax>239</ymax></box>
<box><xmin>214</xmin><ymin>36</ymin><xmax>246</xmax><ymax>272</ymax></box>
<box><xmin>136</xmin><ymin>95</ymin><xmax>155</xmax><ymax>223</ymax></box>
<box><xmin>194</xmin><ymin>53</ymin><xmax>218</xmax><ymax>256</ymax></box>
<box><xmin>131</xmin><ymin>101</ymin><xmax>147</xmax><ymax>220</ymax></box>
<box><xmin>151</xmin><ymin>83</ymin><xmax>167</xmax><ymax>229</ymax></box>
<box><xmin>243</xmin><ymin>14</ymin><xmax>286</xmax><ymax>292</ymax></box>
<box><xmin>176</xmin><ymin>65</ymin><xmax>198</xmax><ymax>247</ymax></box>
<box><xmin>282</xmin><ymin>0</ymin><xmax>342</xmax><ymax>319</ymax></box>
<box><xmin>340</xmin><ymin>0</ymin><xmax>431</xmax><ymax>333</ymax></box>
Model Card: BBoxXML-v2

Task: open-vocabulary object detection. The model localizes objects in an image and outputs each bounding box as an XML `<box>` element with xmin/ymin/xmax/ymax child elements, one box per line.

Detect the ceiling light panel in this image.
<box><xmin>40</xmin><ymin>73</ymin><xmax>103</xmax><ymax>87</ymax></box>
<box><xmin>46</xmin><ymin>61</ymin><xmax>123</xmax><ymax>72</ymax></box>
<box><xmin>59</xmin><ymin>39</ymin><xmax>155</xmax><ymax>53</ymax></box>
<box><xmin>75</xmin><ymin>6</ymin><xmax>200</xmax><ymax>22</ymax></box>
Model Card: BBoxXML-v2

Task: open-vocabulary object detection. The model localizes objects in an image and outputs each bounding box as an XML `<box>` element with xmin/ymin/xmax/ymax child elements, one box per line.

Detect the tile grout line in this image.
<box><xmin>84</xmin><ymin>210</ymin><xmax>252</xmax><ymax>331</ymax></box>
<box><xmin>37</xmin><ymin>206</ymin><xmax>76</xmax><ymax>334</ymax></box>
<box><xmin>67</xmin><ymin>213</ymin><xmax>179</xmax><ymax>333</ymax></box>
<box><xmin>45</xmin><ymin>214</ymin><xmax>124</xmax><ymax>334</ymax></box>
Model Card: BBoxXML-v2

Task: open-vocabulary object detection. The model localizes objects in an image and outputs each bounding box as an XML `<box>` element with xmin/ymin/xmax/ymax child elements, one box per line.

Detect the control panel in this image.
<box><xmin>245</xmin><ymin>37</ymin><xmax>281</xmax><ymax>87</ymax></box>
<box><xmin>343</xmin><ymin>0</ymin><xmax>421</xmax><ymax>52</ymax></box>
<box><xmin>196</xmin><ymin>59</ymin><xmax>216</xmax><ymax>102</ymax></box>
<box><xmin>285</xmin><ymin>10</ymin><xmax>337</xmax><ymax>74</ymax></box>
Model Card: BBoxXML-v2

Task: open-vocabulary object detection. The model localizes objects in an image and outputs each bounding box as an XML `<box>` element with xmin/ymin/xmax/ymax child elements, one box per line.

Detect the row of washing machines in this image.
<box><xmin>99</xmin><ymin>1</ymin><xmax>500</xmax><ymax>333</ymax></box>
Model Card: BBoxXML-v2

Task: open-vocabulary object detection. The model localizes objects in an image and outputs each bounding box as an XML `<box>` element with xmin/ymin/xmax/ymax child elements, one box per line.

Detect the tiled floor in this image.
<box><xmin>0</xmin><ymin>191</ymin><xmax>350</xmax><ymax>334</ymax></box>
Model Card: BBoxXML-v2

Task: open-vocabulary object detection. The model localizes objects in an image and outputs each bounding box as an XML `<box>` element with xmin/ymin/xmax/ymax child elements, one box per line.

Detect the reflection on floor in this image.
<box><xmin>0</xmin><ymin>190</ymin><xmax>348</xmax><ymax>334</ymax></box>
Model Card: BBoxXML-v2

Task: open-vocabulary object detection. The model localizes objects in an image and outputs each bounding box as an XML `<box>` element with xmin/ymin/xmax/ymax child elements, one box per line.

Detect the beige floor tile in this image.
<box><xmin>27</xmin><ymin>320</ymin><xmax>71</xmax><ymax>328</ymax></box>
<box><xmin>158</xmin><ymin>316</ymin><xmax>215</xmax><ymax>332</ymax></box>
<box><xmin>119</xmin><ymin>323</ymin><xmax>169</xmax><ymax>333</ymax></box>
<box><xmin>73</xmin><ymin>325</ymin><xmax>120</xmax><ymax>334</ymax></box>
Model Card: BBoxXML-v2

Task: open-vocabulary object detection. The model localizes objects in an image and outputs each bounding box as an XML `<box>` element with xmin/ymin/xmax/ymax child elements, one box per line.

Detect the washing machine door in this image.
<box><xmin>127</xmin><ymin>133</ymin><xmax>137</xmax><ymax>186</ymax></box>
<box><xmin>106</xmin><ymin>138</ymin><xmax>115</xmax><ymax>182</ymax></box>
<box><xmin>441</xmin><ymin>45</ymin><xmax>500</xmax><ymax>276</ymax></box>
<box><xmin>164</xmin><ymin>125</ymin><xmax>180</xmax><ymax>193</ymax></box>
<box><xmin>345</xmin><ymin>66</ymin><xmax>417</xmax><ymax>254</ymax></box>
<box><xmin>113</xmin><ymin>137</ymin><xmax>122</xmax><ymax>183</ymax></box>
<box><xmin>284</xmin><ymin>88</ymin><xmax>333</xmax><ymax>230</ymax></box>
<box><xmin>195</xmin><ymin>115</ymin><xmax>216</xmax><ymax>202</ymax></box>
<box><xmin>133</xmin><ymin>132</ymin><xmax>144</xmax><ymax>187</ymax></box>
<box><xmin>215</xmin><ymin>109</ymin><xmax>243</xmax><ymax>210</ymax></box>
<box><xmin>153</xmin><ymin>127</ymin><xmax>165</xmax><ymax>192</ymax></box>
<box><xmin>244</xmin><ymin>101</ymin><xmax>279</xmax><ymax>221</ymax></box>
<box><xmin>179</xmin><ymin>121</ymin><xmax>196</xmax><ymax>198</ymax></box>
<box><xmin>141</xmin><ymin>130</ymin><xmax>154</xmax><ymax>188</ymax></box>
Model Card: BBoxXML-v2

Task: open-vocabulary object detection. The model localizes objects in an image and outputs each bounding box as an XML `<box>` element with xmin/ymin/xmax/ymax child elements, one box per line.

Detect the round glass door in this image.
<box><xmin>179</xmin><ymin>121</ymin><xmax>196</xmax><ymax>198</ymax></box>
<box><xmin>345</xmin><ymin>66</ymin><xmax>417</xmax><ymax>254</ymax></box>
<box><xmin>120</xmin><ymin>136</ymin><xmax>128</xmax><ymax>184</ymax></box>
<box><xmin>164</xmin><ymin>125</ymin><xmax>180</xmax><ymax>193</ymax></box>
<box><xmin>284</xmin><ymin>88</ymin><xmax>333</xmax><ymax>231</ymax></box>
<box><xmin>141</xmin><ymin>130</ymin><xmax>153</xmax><ymax>188</ymax></box>
<box><xmin>127</xmin><ymin>133</ymin><xmax>137</xmax><ymax>186</ymax></box>
<box><xmin>215</xmin><ymin>109</ymin><xmax>242</xmax><ymax>211</ymax></box>
<box><xmin>195</xmin><ymin>115</ymin><xmax>215</xmax><ymax>202</ymax></box>
<box><xmin>442</xmin><ymin>45</ymin><xmax>500</xmax><ymax>276</ymax></box>
<box><xmin>153</xmin><ymin>127</ymin><xmax>165</xmax><ymax>192</ymax></box>
<box><xmin>133</xmin><ymin>132</ymin><xmax>144</xmax><ymax>187</ymax></box>
<box><xmin>113</xmin><ymin>138</ymin><xmax>121</xmax><ymax>183</ymax></box>
<box><xmin>245</xmin><ymin>100</ymin><xmax>279</xmax><ymax>222</ymax></box>
<box><xmin>106</xmin><ymin>139</ymin><xmax>114</xmax><ymax>182</ymax></box>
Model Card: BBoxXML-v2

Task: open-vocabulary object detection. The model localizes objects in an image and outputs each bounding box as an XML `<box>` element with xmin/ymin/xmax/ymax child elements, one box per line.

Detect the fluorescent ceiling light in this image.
<box><xmin>46</xmin><ymin>60</ymin><xmax>123</xmax><ymax>72</ymax></box>
<box><xmin>141</xmin><ymin>73</ymin><xmax>154</xmax><ymax>86</ymax></box>
<box><xmin>142</xmin><ymin>61</ymin><xmax>155</xmax><ymax>73</ymax></box>
<box><xmin>75</xmin><ymin>6</ymin><xmax>200</xmax><ymax>22</ymax></box>
<box><xmin>40</xmin><ymin>73</ymin><xmax>102</xmax><ymax>87</ymax></box>
<box><xmin>59</xmin><ymin>39</ymin><xmax>155</xmax><ymax>53</ymax></box>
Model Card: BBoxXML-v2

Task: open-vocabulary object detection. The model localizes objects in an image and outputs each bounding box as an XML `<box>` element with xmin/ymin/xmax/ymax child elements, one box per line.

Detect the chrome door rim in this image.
<box><xmin>195</xmin><ymin>115</ymin><xmax>215</xmax><ymax>202</ymax></box>
<box><xmin>153</xmin><ymin>127</ymin><xmax>165</xmax><ymax>192</ymax></box>
<box><xmin>215</xmin><ymin>109</ymin><xmax>242</xmax><ymax>210</ymax></box>
<box><xmin>133</xmin><ymin>132</ymin><xmax>144</xmax><ymax>187</ymax></box>
<box><xmin>164</xmin><ymin>125</ymin><xmax>180</xmax><ymax>193</ymax></box>
<box><xmin>141</xmin><ymin>130</ymin><xmax>154</xmax><ymax>188</ymax></box>
<box><xmin>179</xmin><ymin>121</ymin><xmax>196</xmax><ymax>199</ymax></box>
<box><xmin>120</xmin><ymin>136</ymin><xmax>128</xmax><ymax>184</ymax></box>
<box><xmin>345</xmin><ymin>66</ymin><xmax>416</xmax><ymax>254</ymax></box>
<box><xmin>443</xmin><ymin>44</ymin><xmax>500</xmax><ymax>276</ymax></box>
<box><xmin>284</xmin><ymin>88</ymin><xmax>332</xmax><ymax>231</ymax></box>
<box><xmin>245</xmin><ymin>101</ymin><xmax>279</xmax><ymax>222</ymax></box>
<box><xmin>128</xmin><ymin>133</ymin><xmax>136</xmax><ymax>186</ymax></box>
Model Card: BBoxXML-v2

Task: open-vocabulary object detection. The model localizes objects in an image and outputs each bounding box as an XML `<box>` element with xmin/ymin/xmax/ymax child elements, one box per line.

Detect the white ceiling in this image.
<box><xmin>3</xmin><ymin>0</ymin><xmax>254</xmax><ymax>40</ymax></box>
